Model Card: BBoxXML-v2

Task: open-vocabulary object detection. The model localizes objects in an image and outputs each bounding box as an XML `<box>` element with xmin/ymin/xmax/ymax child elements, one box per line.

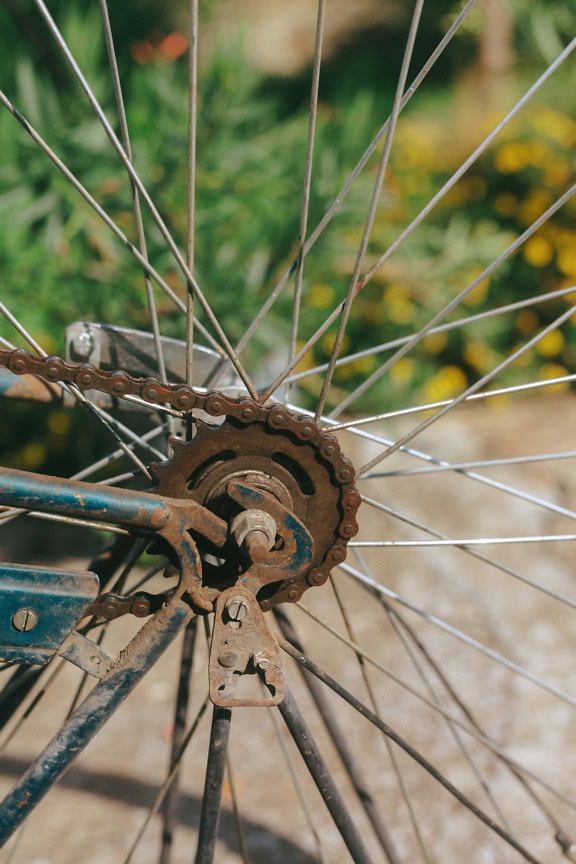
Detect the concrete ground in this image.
<box><xmin>1</xmin><ymin>395</ymin><xmax>575</xmax><ymax>863</ymax></box>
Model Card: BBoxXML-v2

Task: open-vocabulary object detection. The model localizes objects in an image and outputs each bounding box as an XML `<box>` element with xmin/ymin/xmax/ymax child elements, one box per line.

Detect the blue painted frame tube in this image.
<box><xmin>0</xmin><ymin>597</ymin><xmax>194</xmax><ymax>844</ymax></box>
<box><xmin>0</xmin><ymin>466</ymin><xmax>170</xmax><ymax>532</ymax></box>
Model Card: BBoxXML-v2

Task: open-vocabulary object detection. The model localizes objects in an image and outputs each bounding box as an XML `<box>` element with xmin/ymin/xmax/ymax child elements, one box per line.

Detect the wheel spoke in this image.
<box><xmin>280</xmin><ymin>639</ymin><xmax>543</xmax><ymax>864</ymax></box>
<box><xmin>288</xmin><ymin>0</ymin><xmax>326</xmax><ymax>397</ymax></box>
<box><xmin>357</xmin><ymin>35</ymin><xmax>576</xmax><ymax>293</ymax></box>
<box><xmin>275</xmin><ymin>607</ymin><xmax>401</xmax><ymax>864</ymax></box>
<box><xmin>359</xmin><ymin>492</ymin><xmax>576</xmax><ymax>609</ymax></box>
<box><xmin>98</xmin><ymin>0</ymin><xmax>170</xmax><ymax>399</ymax></box>
<box><xmin>235</xmin><ymin>0</ymin><xmax>480</xmax><ymax>366</ymax></box>
<box><xmin>186</xmin><ymin>0</ymin><xmax>199</xmax><ymax>388</ymax></box>
<box><xmin>331</xmin><ymin>375</ymin><xmax>576</xmax><ymax>430</ymax></box>
<box><xmin>278</xmin><ymin>685</ymin><xmax>373</xmax><ymax>864</ymax></box>
<box><xmin>342</xmin><ymin>562</ymin><xmax>576</xmax><ymax>709</ymax></box>
<box><xmin>286</xmin><ymin>284</ymin><xmax>576</xmax><ymax>396</ymax></box>
<box><xmin>367</xmin><ymin>451</ymin><xmax>576</xmax><ymax>477</ymax></box>
<box><xmin>31</xmin><ymin>0</ymin><xmax>258</xmax><ymax>397</ymax></box>
<box><xmin>259</xmin><ymin>40</ymin><xmax>576</xmax><ymax>403</ymax></box>
<box><xmin>160</xmin><ymin>619</ymin><xmax>198</xmax><ymax>864</ymax></box>
<box><xmin>314</xmin><ymin>0</ymin><xmax>425</xmax><ymax>422</ymax></box>
<box><xmin>0</xmin><ymin>89</ymin><xmax>221</xmax><ymax>356</ymax></box>
<box><xmin>358</xmin><ymin>298</ymin><xmax>576</xmax><ymax>474</ymax></box>
<box><xmin>2</xmin><ymin>3</ymin><xmax>576</xmax><ymax>860</ymax></box>
<box><xmin>194</xmin><ymin>706</ymin><xmax>232</xmax><ymax>864</ymax></box>
<box><xmin>335</xmin><ymin>185</ymin><xmax>576</xmax><ymax>421</ymax></box>
<box><xmin>265</xmin><ymin>696</ymin><xmax>329</xmax><ymax>862</ymax></box>
<box><xmin>122</xmin><ymin>696</ymin><xmax>210</xmax><ymax>864</ymax></box>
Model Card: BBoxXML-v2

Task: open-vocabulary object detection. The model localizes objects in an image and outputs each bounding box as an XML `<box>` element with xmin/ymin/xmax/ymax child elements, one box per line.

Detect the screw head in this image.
<box><xmin>254</xmin><ymin>653</ymin><xmax>270</xmax><ymax>671</ymax></box>
<box><xmin>218</xmin><ymin>650</ymin><xmax>239</xmax><ymax>668</ymax></box>
<box><xmin>11</xmin><ymin>608</ymin><xmax>39</xmax><ymax>632</ymax></box>
<box><xmin>72</xmin><ymin>330</ymin><xmax>94</xmax><ymax>359</ymax></box>
<box><xmin>225</xmin><ymin>596</ymin><xmax>249</xmax><ymax>622</ymax></box>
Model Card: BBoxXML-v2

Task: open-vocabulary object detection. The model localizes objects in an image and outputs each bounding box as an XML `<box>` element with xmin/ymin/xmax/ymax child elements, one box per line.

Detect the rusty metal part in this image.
<box><xmin>230</xmin><ymin>508</ymin><xmax>277</xmax><ymax>558</ymax></box>
<box><xmin>0</xmin><ymin>465</ymin><xmax>228</xmax><ymax>613</ymax></box>
<box><xmin>0</xmin><ymin>348</ymin><xmax>360</xmax><ymax>609</ymax></box>
<box><xmin>225</xmin><ymin>479</ymin><xmax>314</xmax><ymax>597</ymax></box>
<box><xmin>85</xmin><ymin>590</ymin><xmax>171</xmax><ymax>620</ymax></box>
<box><xmin>209</xmin><ymin>586</ymin><xmax>284</xmax><ymax>707</ymax></box>
<box><xmin>64</xmin><ymin>321</ymin><xmax>240</xmax><ymax>410</ymax></box>
<box><xmin>153</xmin><ymin>422</ymin><xmax>355</xmax><ymax>609</ymax></box>
<box><xmin>0</xmin><ymin>368</ymin><xmax>61</xmax><ymax>403</ymax></box>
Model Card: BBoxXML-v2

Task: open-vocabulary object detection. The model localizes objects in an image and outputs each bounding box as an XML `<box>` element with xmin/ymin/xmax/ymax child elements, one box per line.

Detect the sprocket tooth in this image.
<box><xmin>168</xmin><ymin>436</ymin><xmax>187</xmax><ymax>452</ymax></box>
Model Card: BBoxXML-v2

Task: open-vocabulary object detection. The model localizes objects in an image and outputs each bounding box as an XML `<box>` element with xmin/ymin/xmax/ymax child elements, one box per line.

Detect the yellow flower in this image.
<box><xmin>518</xmin><ymin>190</ymin><xmax>552</xmax><ymax>226</ymax></box>
<box><xmin>511</xmin><ymin>345</ymin><xmax>534</xmax><ymax>368</ymax></box>
<box><xmin>536</xmin><ymin>329</ymin><xmax>565</xmax><ymax>358</ymax></box>
<box><xmin>531</xmin><ymin>107</ymin><xmax>576</xmax><ymax>147</ymax></box>
<box><xmin>524</xmin><ymin>139</ymin><xmax>549</xmax><ymax>167</ymax></box>
<box><xmin>463</xmin><ymin>273</ymin><xmax>490</xmax><ymax>307</ymax></box>
<box><xmin>294</xmin><ymin>341</ymin><xmax>315</xmax><ymax>374</ymax></box>
<box><xmin>321</xmin><ymin>331</ymin><xmax>350</xmax><ymax>356</ymax></box>
<box><xmin>516</xmin><ymin>310</ymin><xmax>539</xmax><ymax>334</ymax></box>
<box><xmin>494</xmin><ymin>193</ymin><xmax>518</xmax><ymax>217</ymax></box>
<box><xmin>494</xmin><ymin>141</ymin><xmax>528</xmax><ymax>174</ymax></box>
<box><xmin>389</xmin><ymin>357</ymin><xmax>415</xmax><ymax>387</ymax></box>
<box><xmin>21</xmin><ymin>442</ymin><xmax>47</xmax><ymax>470</ymax></box>
<box><xmin>557</xmin><ymin>247</ymin><xmax>576</xmax><ymax>278</ymax></box>
<box><xmin>383</xmin><ymin>284</ymin><xmax>416</xmax><ymax>325</ymax></box>
<box><xmin>47</xmin><ymin>411</ymin><xmax>70</xmax><ymax>436</ymax></box>
<box><xmin>538</xmin><ymin>363</ymin><xmax>570</xmax><ymax>392</ymax></box>
<box><xmin>308</xmin><ymin>283</ymin><xmax>335</xmax><ymax>309</ymax></box>
<box><xmin>544</xmin><ymin>158</ymin><xmax>571</xmax><ymax>187</ymax></box>
<box><xmin>523</xmin><ymin>235</ymin><xmax>554</xmax><ymax>268</ymax></box>
<box><xmin>422</xmin><ymin>332</ymin><xmax>448</xmax><ymax>355</ymax></box>
<box><xmin>422</xmin><ymin>365</ymin><xmax>467</xmax><ymax>403</ymax></box>
<box><xmin>463</xmin><ymin>340</ymin><xmax>495</xmax><ymax>374</ymax></box>
<box><xmin>348</xmin><ymin>355</ymin><xmax>376</xmax><ymax>375</ymax></box>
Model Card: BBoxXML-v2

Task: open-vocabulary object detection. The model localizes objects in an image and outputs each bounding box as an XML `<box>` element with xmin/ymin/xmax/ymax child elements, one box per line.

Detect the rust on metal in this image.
<box><xmin>208</xmin><ymin>586</ymin><xmax>285</xmax><ymax>707</ymax></box>
<box><xmin>0</xmin><ymin>369</ymin><xmax>61</xmax><ymax>403</ymax></box>
<box><xmin>0</xmin><ymin>346</ymin><xmax>360</xmax><ymax>630</ymax></box>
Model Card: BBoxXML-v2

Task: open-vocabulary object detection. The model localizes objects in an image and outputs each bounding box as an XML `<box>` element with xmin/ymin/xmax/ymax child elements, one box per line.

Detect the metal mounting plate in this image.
<box><xmin>65</xmin><ymin>322</ymin><xmax>238</xmax><ymax>409</ymax></box>
<box><xmin>0</xmin><ymin>564</ymin><xmax>99</xmax><ymax>665</ymax></box>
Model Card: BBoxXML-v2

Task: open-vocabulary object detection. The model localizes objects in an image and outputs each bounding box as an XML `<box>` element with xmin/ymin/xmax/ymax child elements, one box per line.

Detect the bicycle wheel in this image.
<box><xmin>1</xmin><ymin>1</ymin><xmax>576</xmax><ymax>862</ymax></box>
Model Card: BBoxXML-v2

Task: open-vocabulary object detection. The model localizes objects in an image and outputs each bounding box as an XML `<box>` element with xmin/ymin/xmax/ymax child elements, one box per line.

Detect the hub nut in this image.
<box><xmin>230</xmin><ymin>509</ymin><xmax>276</xmax><ymax>556</ymax></box>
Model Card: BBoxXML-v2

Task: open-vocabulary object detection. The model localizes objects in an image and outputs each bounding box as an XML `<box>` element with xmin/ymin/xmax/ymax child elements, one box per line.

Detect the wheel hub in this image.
<box><xmin>152</xmin><ymin>413</ymin><xmax>360</xmax><ymax>610</ymax></box>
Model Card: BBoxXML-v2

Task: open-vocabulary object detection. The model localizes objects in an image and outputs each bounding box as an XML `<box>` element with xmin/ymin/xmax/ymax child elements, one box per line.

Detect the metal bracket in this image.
<box><xmin>208</xmin><ymin>586</ymin><xmax>285</xmax><ymax>707</ymax></box>
<box><xmin>65</xmin><ymin>322</ymin><xmax>239</xmax><ymax>409</ymax></box>
<box><xmin>58</xmin><ymin>630</ymin><xmax>112</xmax><ymax>679</ymax></box>
<box><xmin>0</xmin><ymin>564</ymin><xmax>99</xmax><ymax>666</ymax></box>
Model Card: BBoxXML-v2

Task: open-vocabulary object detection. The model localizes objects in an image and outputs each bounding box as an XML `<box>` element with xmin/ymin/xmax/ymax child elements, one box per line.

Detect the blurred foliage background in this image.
<box><xmin>0</xmin><ymin>0</ymin><xmax>575</xmax><ymax>473</ymax></box>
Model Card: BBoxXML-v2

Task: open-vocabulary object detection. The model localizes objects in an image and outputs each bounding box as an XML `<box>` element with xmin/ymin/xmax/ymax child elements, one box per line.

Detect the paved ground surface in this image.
<box><xmin>1</xmin><ymin>395</ymin><xmax>575</xmax><ymax>863</ymax></box>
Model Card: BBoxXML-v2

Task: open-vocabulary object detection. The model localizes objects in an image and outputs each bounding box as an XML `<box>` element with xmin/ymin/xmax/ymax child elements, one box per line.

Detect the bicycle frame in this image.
<box><xmin>0</xmin><ymin>466</ymin><xmax>204</xmax><ymax>844</ymax></box>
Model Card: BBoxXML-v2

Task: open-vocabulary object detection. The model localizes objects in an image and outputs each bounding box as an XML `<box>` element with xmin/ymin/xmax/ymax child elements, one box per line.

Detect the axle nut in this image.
<box><xmin>230</xmin><ymin>509</ymin><xmax>277</xmax><ymax>552</ymax></box>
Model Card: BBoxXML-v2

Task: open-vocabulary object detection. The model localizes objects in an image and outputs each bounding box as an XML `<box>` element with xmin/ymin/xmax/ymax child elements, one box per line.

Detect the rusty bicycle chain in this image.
<box><xmin>0</xmin><ymin>349</ymin><xmax>361</xmax><ymax>609</ymax></box>
<box><xmin>86</xmin><ymin>590</ymin><xmax>172</xmax><ymax>620</ymax></box>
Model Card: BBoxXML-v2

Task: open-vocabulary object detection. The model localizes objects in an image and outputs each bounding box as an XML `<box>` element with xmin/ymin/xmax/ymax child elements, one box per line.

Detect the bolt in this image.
<box><xmin>225</xmin><ymin>596</ymin><xmax>249</xmax><ymax>622</ymax></box>
<box><xmin>11</xmin><ymin>608</ymin><xmax>39</xmax><ymax>632</ymax></box>
<box><xmin>218</xmin><ymin>650</ymin><xmax>239</xmax><ymax>668</ymax></box>
<box><xmin>231</xmin><ymin>510</ymin><xmax>277</xmax><ymax>561</ymax></box>
<box><xmin>254</xmin><ymin>653</ymin><xmax>270</xmax><ymax>671</ymax></box>
<box><xmin>71</xmin><ymin>329</ymin><xmax>94</xmax><ymax>359</ymax></box>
